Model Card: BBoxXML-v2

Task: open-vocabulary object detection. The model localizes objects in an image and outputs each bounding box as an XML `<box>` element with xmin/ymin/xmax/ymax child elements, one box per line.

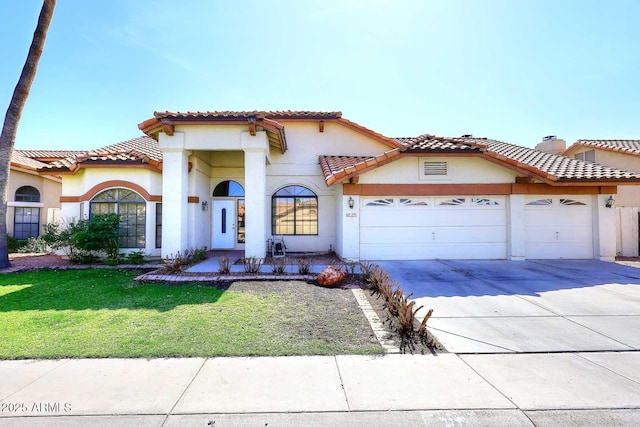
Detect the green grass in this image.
<box><xmin>0</xmin><ymin>269</ymin><xmax>383</xmax><ymax>359</ymax></box>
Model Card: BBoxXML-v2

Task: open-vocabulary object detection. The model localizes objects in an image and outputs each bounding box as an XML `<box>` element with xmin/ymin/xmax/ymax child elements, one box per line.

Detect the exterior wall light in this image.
<box><xmin>605</xmin><ymin>196</ymin><xmax>615</xmax><ymax>209</ymax></box>
<box><xmin>202</xmin><ymin>201</ymin><xmax>209</xmax><ymax>211</ymax></box>
<box><xmin>348</xmin><ymin>197</ymin><xmax>355</xmax><ymax>209</ymax></box>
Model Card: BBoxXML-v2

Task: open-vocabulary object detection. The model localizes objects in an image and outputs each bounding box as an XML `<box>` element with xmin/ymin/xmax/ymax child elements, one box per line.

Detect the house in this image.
<box><xmin>36</xmin><ymin>111</ymin><xmax>640</xmax><ymax>262</ymax></box>
<box><xmin>562</xmin><ymin>139</ymin><xmax>640</xmax><ymax>256</ymax></box>
<box><xmin>7</xmin><ymin>150</ymin><xmax>82</xmax><ymax>240</ymax></box>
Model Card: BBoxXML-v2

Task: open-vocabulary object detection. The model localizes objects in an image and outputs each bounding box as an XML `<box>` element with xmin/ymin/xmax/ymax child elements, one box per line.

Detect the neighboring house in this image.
<box><xmin>7</xmin><ymin>150</ymin><xmax>82</xmax><ymax>240</ymax></box>
<box><xmin>563</xmin><ymin>139</ymin><xmax>640</xmax><ymax>256</ymax></box>
<box><xmin>36</xmin><ymin>111</ymin><xmax>640</xmax><ymax>262</ymax></box>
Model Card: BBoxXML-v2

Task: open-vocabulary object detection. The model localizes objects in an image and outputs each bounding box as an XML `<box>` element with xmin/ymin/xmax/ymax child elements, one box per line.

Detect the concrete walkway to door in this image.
<box><xmin>376</xmin><ymin>259</ymin><xmax>640</xmax><ymax>354</ymax></box>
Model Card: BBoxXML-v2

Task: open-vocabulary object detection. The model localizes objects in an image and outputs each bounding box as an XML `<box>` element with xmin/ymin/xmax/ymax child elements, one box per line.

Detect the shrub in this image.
<box><xmin>241</xmin><ymin>256</ymin><xmax>263</xmax><ymax>274</ymax></box>
<box><xmin>367</xmin><ymin>264</ymin><xmax>389</xmax><ymax>294</ymax></box>
<box><xmin>296</xmin><ymin>256</ymin><xmax>313</xmax><ymax>274</ymax></box>
<box><xmin>162</xmin><ymin>251</ymin><xmax>190</xmax><ymax>273</ymax></box>
<box><xmin>17</xmin><ymin>236</ymin><xmax>50</xmax><ymax>254</ymax></box>
<box><xmin>191</xmin><ymin>246</ymin><xmax>207</xmax><ymax>264</ymax></box>
<box><xmin>271</xmin><ymin>256</ymin><xmax>287</xmax><ymax>274</ymax></box>
<box><xmin>217</xmin><ymin>256</ymin><xmax>231</xmax><ymax>274</ymax></box>
<box><xmin>126</xmin><ymin>250</ymin><xmax>146</xmax><ymax>265</ymax></box>
<box><xmin>7</xmin><ymin>235</ymin><xmax>25</xmax><ymax>253</ymax></box>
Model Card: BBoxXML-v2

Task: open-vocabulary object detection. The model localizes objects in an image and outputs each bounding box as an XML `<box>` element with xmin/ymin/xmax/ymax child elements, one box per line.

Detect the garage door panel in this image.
<box><xmin>360</xmin><ymin>226</ymin><xmax>507</xmax><ymax>244</ymax></box>
<box><xmin>359</xmin><ymin>196</ymin><xmax>507</xmax><ymax>260</ymax></box>
<box><xmin>525</xmin><ymin>196</ymin><xmax>594</xmax><ymax>259</ymax></box>
<box><xmin>360</xmin><ymin>242</ymin><xmax>507</xmax><ymax>261</ymax></box>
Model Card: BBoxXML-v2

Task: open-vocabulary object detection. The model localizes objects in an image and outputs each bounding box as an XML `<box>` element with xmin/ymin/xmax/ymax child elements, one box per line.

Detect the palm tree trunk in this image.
<box><xmin>0</xmin><ymin>0</ymin><xmax>56</xmax><ymax>269</ymax></box>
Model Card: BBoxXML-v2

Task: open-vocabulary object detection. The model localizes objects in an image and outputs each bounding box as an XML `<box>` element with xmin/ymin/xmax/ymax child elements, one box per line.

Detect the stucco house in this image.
<box><xmin>36</xmin><ymin>111</ymin><xmax>640</xmax><ymax>262</ymax></box>
<box><xmin>562</xmin><ymin>139</ymin><xmax>640</xmax><ymax>256</ymax></box>
<box><xmin>7</xmin><ymin>150</ymin><xmax>81</xmax><ymax>240</ymax></box>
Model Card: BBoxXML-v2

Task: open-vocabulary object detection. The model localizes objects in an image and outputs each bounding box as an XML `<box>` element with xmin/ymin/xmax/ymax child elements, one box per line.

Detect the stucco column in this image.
<box><xmin>340</xmin><ymin>193</ymin><xmax>360</xmax><ymax>261</ymax></box>
<box><xmin>596</xmin><ymin>194</ymin><xmax>617</xmax><ymax>261</ymax></box>
<box><xmin>159</xmin><ymin>132</ymin><xmax>190</xmax><ymax>257</ymax></box>
<box><xmin>242</xmin><ymin>131</ymin><xmax>268</xmax><ymax>258</ymax></box>
<box><xmin>508</xmin><ymin>194</ymin><xmax>526</xmax><ymax>261</ymax></box>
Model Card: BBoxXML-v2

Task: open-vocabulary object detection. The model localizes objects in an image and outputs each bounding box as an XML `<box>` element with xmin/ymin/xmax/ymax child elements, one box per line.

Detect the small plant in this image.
<box><xmin>17</xmin><ymin>236</ymin><xmax>50</xmax><ymax>254</ymax></box>
<box><xmin>126</xmin><ymin>250</ymin><xmax>146</xmax><ymax>265</ymax></box>
<box><xmin>7</xmin><ymin>235</ymin><xmax>25</xmax><ymax>253</ymax></box>
<box><xmin>368</xmin><ymin>264</ymin><xmax>390</xmax><ymax>294</ymax></box>
<box><xmin>104</xmin><ymin>253</ymin><xmax>124</xmax><ymax>266</ymax></box>
<box><xmin>70</xmin><ymin>252</ymin><xmax>99</xmax><ymax>264</ymax></box>
<box><xmin>191</xmin><ymin>246</ymin><xmax>208</xmax><ymax>264</ymax></box>
<box><xmin>359</xmin><ymin>260</ymin><xmax>376</xmax><ymax>279</ymax></box>
<box><xmin>341</xmin><ymin>259</ymin><xmax>359</xmax><ymax>275</ymax></box>
<box><xmin>296</xmin><ymin>256</ymin><xmax>313</xmax><ymax>274</ymax></box>
<box><xmin>217</xmin><ymin>256</ymin><xmax>231</xmax><ymax>274</ymax></box>
<box><xmin>241</xmin><ymin>256</ymin><xmax>264</xmax><ymax>274</ymax></box>
<box><xmin>162</xmin><ymin>251</ymin><xmax>190</xmax><ymax>273</ymax></box>
<box><xmin>271</xmin><ymin>256</ymin><xmax>287</xmax><ymax>274</ymax></box>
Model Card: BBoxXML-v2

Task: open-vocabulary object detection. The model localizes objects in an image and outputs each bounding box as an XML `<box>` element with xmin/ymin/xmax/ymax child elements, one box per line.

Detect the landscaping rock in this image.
<box><xmin>317</xmin><ymin>265</ymin><xmax>346</xmax><ymax>286</ymax></box>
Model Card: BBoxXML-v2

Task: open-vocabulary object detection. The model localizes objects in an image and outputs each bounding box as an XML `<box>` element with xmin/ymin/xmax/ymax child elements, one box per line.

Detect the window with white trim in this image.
<box><xmin>90</xmin><ymin>188</ymin><xmax>146</xmax><ymax>248</ymax></box>
<box><xmin>271</xmin><ymin>185</ymin><xmax>318</xmax><ymax>235</ymax></box>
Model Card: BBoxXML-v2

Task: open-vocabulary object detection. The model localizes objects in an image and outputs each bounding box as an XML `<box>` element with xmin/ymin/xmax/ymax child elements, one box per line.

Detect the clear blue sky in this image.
<box><xmin>2</xmin><ymin>0</ymin><xmax>639</xmax><ymax>150</ymax></box>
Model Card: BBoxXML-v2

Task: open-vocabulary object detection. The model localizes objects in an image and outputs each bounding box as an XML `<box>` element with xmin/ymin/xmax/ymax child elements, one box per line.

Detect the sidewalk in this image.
<box><xmin>1</xmin><ymin>353</ymin><xmax>639</xmax><ymax>426</ymax></box>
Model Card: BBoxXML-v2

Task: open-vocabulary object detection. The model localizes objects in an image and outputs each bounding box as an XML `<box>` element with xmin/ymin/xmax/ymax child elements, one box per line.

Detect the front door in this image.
<box><xmin>212</xmin><ymin>200</ymin><xmax>236</xmax><ymax>249</ymax></box>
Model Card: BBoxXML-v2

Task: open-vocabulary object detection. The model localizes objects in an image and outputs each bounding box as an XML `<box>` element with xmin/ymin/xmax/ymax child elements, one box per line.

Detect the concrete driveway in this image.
<box><xmin>376</xmin><ymin>260</ymin><xmax>640</xmax><ymax>353</ymax></box>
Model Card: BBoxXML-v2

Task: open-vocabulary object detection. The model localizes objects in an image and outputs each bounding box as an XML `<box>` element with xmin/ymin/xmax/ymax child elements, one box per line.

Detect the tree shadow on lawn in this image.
<box><xmin>0</xmin><ymin>269</ymin><xmax>227</xmax><ymax>312</ymax></box>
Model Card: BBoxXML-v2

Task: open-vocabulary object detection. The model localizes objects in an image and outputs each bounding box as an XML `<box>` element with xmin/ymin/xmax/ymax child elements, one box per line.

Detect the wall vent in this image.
<box><xmin>423</xmin><ymin>161</ymin><xmax>448</xmax><ymax>176</ymax></box>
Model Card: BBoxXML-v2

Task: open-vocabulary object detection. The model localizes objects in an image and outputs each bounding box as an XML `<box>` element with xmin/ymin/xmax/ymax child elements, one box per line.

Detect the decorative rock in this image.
<box><xmin>317</xmin><ymin>265</ymin><xmax>346</xmax><ymax>286</ymax></box>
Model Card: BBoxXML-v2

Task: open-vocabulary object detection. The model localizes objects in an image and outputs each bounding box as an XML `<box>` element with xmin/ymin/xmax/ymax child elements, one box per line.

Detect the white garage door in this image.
<box><xmin>525</xmin><ymin>196</ymin><xmax>593</xmax><ymax>259</ymax></box>
<box><xmin>360</xmin><ymin>196</ymin><xmax>507</xmax><ymax>260</ymax></box>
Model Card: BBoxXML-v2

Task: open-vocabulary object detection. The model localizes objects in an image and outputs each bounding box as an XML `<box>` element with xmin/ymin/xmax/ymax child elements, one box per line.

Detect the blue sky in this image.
<box><xmin>1</xmin><ymin>0</ymin><xmax>639</xmax><ymax>150</ymax></box>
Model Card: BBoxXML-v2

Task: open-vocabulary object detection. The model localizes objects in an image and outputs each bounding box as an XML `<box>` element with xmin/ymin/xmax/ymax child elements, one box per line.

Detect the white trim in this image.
<box><xmin>8</xmin><ymin>201</ymin><xmax>44</xmax><ymax>208</ymax></box>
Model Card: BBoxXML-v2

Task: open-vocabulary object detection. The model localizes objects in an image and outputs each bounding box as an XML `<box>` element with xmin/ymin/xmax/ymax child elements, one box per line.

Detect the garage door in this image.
<box><xmin>525</xmin><ymin>196</ymin><xmax>593</xmax><ymax>259</ymax></box>
<box><xmin>360</xmin><ymin>196</ymin><xmax>507</xmax><ymax>260</ymax></box>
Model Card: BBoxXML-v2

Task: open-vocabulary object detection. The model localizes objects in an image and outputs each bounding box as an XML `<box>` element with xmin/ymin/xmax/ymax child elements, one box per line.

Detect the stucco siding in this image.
<box><xmin>358</xmin><ymin>156</ymin><xmax>519</xmax><ymax>184</ymax></box>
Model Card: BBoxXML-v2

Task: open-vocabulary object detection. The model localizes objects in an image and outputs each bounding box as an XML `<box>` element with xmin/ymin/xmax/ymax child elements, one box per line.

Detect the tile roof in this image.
<box><xmin>565</xmin><ymin>139</ymin><xmax>640</xmax><ymax>156</ymax></box>
<box><xmin>153</xmin><ymin>110</ymin><xmax>343</xmax><ymax>120</ymax></box>
<box><xmin>319</xmin><ymin>135</ymin><xmax>640</xmax><ymax>186</ymax></box>
<box><xmin>10</xmin><ymin>151</ymin><xmax>48</xmax><ymax>170</ymax></box>
<box><xmin>17</xmin><ymin>149</ymin><xmax>85</xmax><ymax>160</ymax></box>
<box><xmin>40</xmin><ymin>136</ymin><xmax>161</xmax><ymax>173</ymax></box>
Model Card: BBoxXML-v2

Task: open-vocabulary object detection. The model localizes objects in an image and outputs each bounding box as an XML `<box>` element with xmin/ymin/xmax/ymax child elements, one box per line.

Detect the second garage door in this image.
<box><xmin>359</xmin><ymin>196</ymin><xmax>507</xmax><ymax>260</ymax></box>
<box><xmin>525</xmin><ymin>196</ymin><xmax>594</xmax><ymax>259</ymax></box>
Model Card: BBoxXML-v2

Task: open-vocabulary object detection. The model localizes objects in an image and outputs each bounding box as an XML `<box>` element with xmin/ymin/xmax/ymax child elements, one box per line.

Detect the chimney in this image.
<box><xmin>535</xmin><ymin>135</ymin><xmax>566</xmax><ymax>154</ymax></box>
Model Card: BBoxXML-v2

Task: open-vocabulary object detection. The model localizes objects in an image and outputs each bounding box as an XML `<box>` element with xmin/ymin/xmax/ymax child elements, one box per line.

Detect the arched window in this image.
<box><xmin>272</xmin><ymin>185</ymin><xmax>318</xmax><ymax>235</ymax></box>
<box><xmin>213</xmin><ymin>180</ymin><xmax>244</xmax><ymax>197</ymax></box>
<box><xmin>13</xmin><ymin>186</ymin><xmax>41</xmax><ymax>240</ymax></box>
<box><xmin>90</xmin><ymin>188</ymin><xmax>146</xmax><ymax>248</ymax></box>
<box><xmin>15</xmin><ymin>186</ymin><xmax>40</xmax><ymax>202</ymax></box>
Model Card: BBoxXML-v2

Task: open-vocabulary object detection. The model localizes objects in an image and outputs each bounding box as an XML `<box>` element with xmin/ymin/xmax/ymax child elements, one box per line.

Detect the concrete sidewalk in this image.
<box><xmin>1</xmin><ymin>353</ymin><xmax>639</xmax><ymax>426</ymax></box>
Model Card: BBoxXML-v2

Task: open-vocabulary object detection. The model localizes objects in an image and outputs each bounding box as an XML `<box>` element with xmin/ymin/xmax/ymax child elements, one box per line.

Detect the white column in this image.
<box><xmin>596</xmin><ymin>194</ymin><xmax>617</xmax><ymax>262</ymax></box>
<box><xmin>340</xmin><ymin>193</ymin><xmax>360</xmax><ymax>261</ymax></box>
<box><xmin>242</xmin><ymin>131</ymin><xmax>268</xmax><ymax>258</ymax></box>
<box><xmin>159</xmin><ymin>132</ymin><xmax>190</xmax><ymax>257</ymax></box>
<box><xmin>508</xmin><ymin>194</ymin><xmax>526</xmax><ymax>261</ymax></box>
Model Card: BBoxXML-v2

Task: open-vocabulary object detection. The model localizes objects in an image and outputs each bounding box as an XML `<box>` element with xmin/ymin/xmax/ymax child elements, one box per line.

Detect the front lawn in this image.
<box><xmin>0</xmin><ymin>269</ymin><xmax>383</xmax><ymax>359</ymax></box>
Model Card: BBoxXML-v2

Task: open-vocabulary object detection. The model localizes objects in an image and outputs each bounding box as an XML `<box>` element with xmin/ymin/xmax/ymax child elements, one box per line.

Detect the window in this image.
<box><xmin>155</xmin><ymin>203</ymin><xmax>162</xmax><ymax>248</ymax></box>
<box><xmin>213</xmin><ymin>180</ymin><xmax>244</xmax><ymax>197</ymax></box>
<box><xmin>560</xmin><ymin>198</ymin><xmax>586</xmax><ymax>206</ymax></box>
<box><xmin>90</xmin><ymin>188</ymin><xmax>146</xmax><ymax>248</ymax></box>
<box><xmin>439</xmin><ymin>198</ymin><xmax>465</xmax><ymax>206</ymax></box>
<box><xmin>364</xmin><ymin>198</ymin><xmax>394</xmax><ymax>207</ymax></box>
<box><xmin>15</xmin><ymin>186</ymin><xmax>40</xmax><ymax>202</ymax></box>
<box><xmin>400</xmin><ymin>198</ymin><xmax>429</xmax><ymax>207</ymax></box>
<box><xmin>14</xmin><ymin>186</ymin><xmax>41</xmax><ymax>239</ymax></box>
<box><xmin>574</xmin><ymin>150</ymin><xmax>595</xmax><ymax>163</ymax></box>
<box><xmin>471</xmin><ymin>198</ymin><xmax>500</xmax><ymax>206</ymax></box>
<box><xmin>526</xmin><ymin>198</ymin><xmax>553</xmax><ymax>206</ymax></box>
<box><xmin>272</xmin><ymin>185</ymin><xmax>318</xmax><ymax>235</ymax></box>
<box><xmin>14</xmin><ymin>207</ymin><xmax>39</xmax><ymax>239</ymax></box>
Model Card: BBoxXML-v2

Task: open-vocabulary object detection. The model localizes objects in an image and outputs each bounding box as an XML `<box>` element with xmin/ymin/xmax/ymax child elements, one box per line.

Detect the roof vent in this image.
<box><xmin>460</xmin><ymin>134</ymin><xmax>473</xmax><ymax>138</ymax></box>
<box><xmin>542</xmin><ymin>135</ymin><xmax>557</xmax><ymax>142</ymax></box>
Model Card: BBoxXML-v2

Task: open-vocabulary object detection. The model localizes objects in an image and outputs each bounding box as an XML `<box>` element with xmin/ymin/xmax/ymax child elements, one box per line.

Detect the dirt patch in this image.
<box><xmin>205</xmin><ymin>279</ymin><xmax>383</xmax><ymax>354</ymax></box>
<box><xmin>8</xmin><ymin>253</ymin><xmax>72</xmax><ymax>269</ymax></box>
